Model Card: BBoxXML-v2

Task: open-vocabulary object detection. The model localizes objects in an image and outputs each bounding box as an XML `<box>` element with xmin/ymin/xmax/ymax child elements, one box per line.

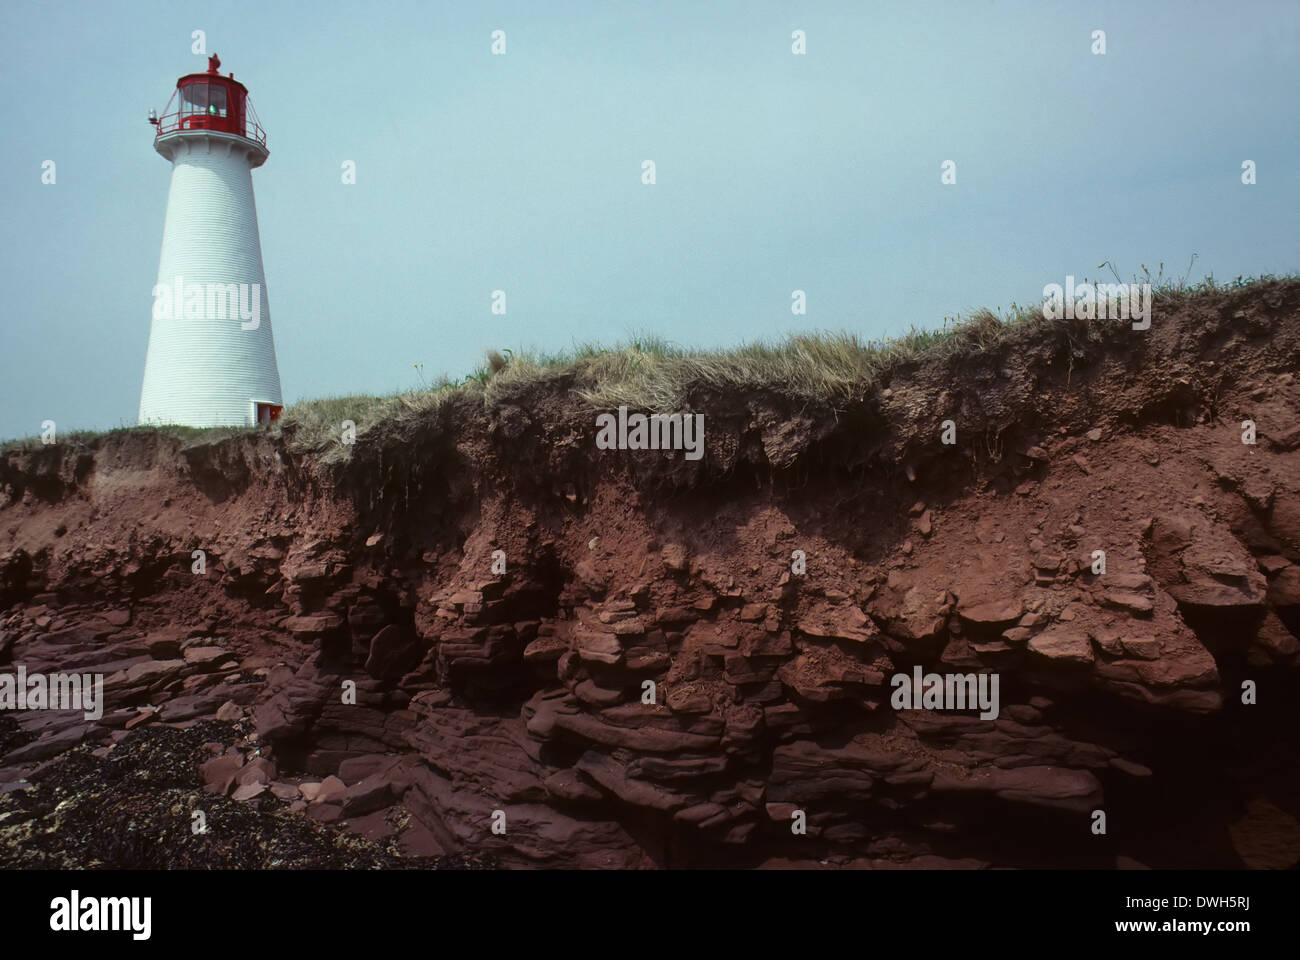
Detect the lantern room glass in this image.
<box><xmin>179</xmin><ymin>83</ymin><xmax>206</xmax><ymax>116</ymax></box>
<box><xmin>179</xmin><ymin>82</ymin><xmax>228</xmax><ymax>118</ymax></box>
<box><xmin>209</xmin><ymin>85</ymin><xmax>227</xmax><ymax>117</ymax></box>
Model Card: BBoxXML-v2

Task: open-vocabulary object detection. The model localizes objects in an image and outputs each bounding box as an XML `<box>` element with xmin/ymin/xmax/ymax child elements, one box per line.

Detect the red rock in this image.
<box><xmin>1257</xmin><ymin>554</ymin><xmax>1291</xmax><ymax>576</ymax></box>
<box><xmin>1265</xmin><ymin>495</ymin><xmax>1300</xmax><ymax>553</ymax></box>
<box><xmin>284</xmin><ymin>613</ymin><xmax>343</xmax><ymax>636</ymax></box>
<box><xmin>933</xmin><ymin>764</ymin><xmax>1101</xmax><ymax>813</ymax></box>
<box><xmin>777</xmin><ymin>645</ymin><xmax>885</xmax><ymax>702</ymax></box>
<box><xmin>661</xmin><ymin>544</ymin><xmax>689</xmax><ymax>573</ymax></box>
<box><xmin>573</xmin><ymin>558</ymin><xmax>608</xmax><ymax>594</ymax></box>
<box><xmin>1255</xmin><ymin>613</ymin><xmax>1300</xmax><ymax>659</ymax></box>
<box><xmin>1091</xmin><ymin>628</ymin><xmax>1124</xmax><ymax>656</ymax></box>
<box><xmin>336</xmin><ymin>755</ymin><xmax>407</xmax><ymax>786</ymax></box>
<box><xmin>665</xmin><ymin>686</ymin><xmax>714</xmax><ymax>714</ymax></box>
<box><xmin>1102</xmin><ymin>590</ymin><xmax>1154</xmax><ymax>615</ymax></box>
<box><xmin>1027</xmin><ymin>627</ymin><xmax>1094</xmax><ymax>665</ymax></box>
<box><xmin>723</xmin><ymin>655</ymin><xmax>774</xmax><ymax>685</ymax></box>
<box><xmin>543</xmin><ymin>769</ymin><xmax>604</xmax><ymax>802</ymax></box>
<box><xmin>200</xmin><ymin>755</ymin><xmax>243</xmax><ymax>796</ymax></box>
<box><xmin>396</xmin><ymin>819</ymin><xmax>447</xmax><ymax>858</ymax></box>
<box><xmin>183</xmin><ymin>646</ymin><xmax>227</xmax><ymax>670</ymax></box>
<box><xmin>315</xmin><ymin>775</ymin><xmax>347</xmax><ymax>805</ymax></box>
<box><xmin>232</xmin><ymin>782</ymin><xmax>267</xmax><ymax>802</ymax></box>
<box><xmin>159</xmin><ymin>693</ymin><xmax>225</xmax><ymax>722</ymax></box>
<box><xmin>1105</xmin><ymin>572</ymin><xmax>1154</xmax><ymax>591</ymax></box>
<box><xmin>145</xmin><ymin>631</ymin><xmax>185</xmax><ymax>659</ymax></box>
<box><xmin>364</xmin><ymin>624</ymin><xmax>417</xmax><ymax>680</ymax></box>
<box><xmin>307</xmin><ymin>803</ymin><xmax>343</xmax><ymax>823</ymax></box>
<box><xmin>341</xmin><ymin>773</ymin><xmax>399</xmax><ymax>816</ymax></box>
<box><xmin>740</xmin><ymin>630</ymin><xmax>793</xmax><ymax>657</ymax></box>
<box><xmin>1269</xmin><ymin>567</ymin><xmax>1300</xmax><ymax>608</ymax></box>
<box><xmin>797</xmin><ymin>604</ymin><xmax>877</xmax><ymax>643</ymax></box>
<box><xmin>341</xmin><ymin>809</ymin><xmax>396</xmax><ymax>841</ymax></box>
<box><xmin>765</xmin><ymin>802</ymin><xmax>800</xmax><ymax>821</ymax></box>
<box><xmin>5</xmin><ymin>725</ymin><xmax>93</xmax><ymax>764</ymax></box>
<box><xmin>957</xmin><ymin>597</ymin><xmax>1023</xmax><ymax>626</ymax></box>
<box><xmin>574</xmin><ymin>629</ymin><xmax>622</xmax><ymax>665</ymax></box>
<box><xmin>574</xmin><ymin>751</ymin><xmax>691</xmax><ymax>812</ymax></box>
<box><xmin>238</xmin><ymin>756</ymin><xmax>276</xmax><ymax>785</ymax></box>
<box><xmin>120</xmin><ymin>659</ymin><xmax>187</xmax><ymax>686</ymax></box>
<box><xmin>124</xmin><ymin>708</ymin><xmax>157</xmax><ymax>730</ymax></box>
<box><xmin>522</xmin><ymin>634</ymin><xmax>568</xmax><ymax>662</ymax></box>
<box><xmin>575</xmin><ymin>679</ymin><xmax>623</xmax><ymax>707</ymax></box>
<box><xmin>1121</xmin><ymin>637</ymin><xmax>1161</xmax><ymax>660</ymax></box>
<box><xmin>1110</xmin><ymin>757</ymin><xmax>1152</xmax><ymax>777</ymax></box>
<box><xmin>624</xmin><ymin>644</ymin><xmax>671</xmax><ymax>671</ymax></box>
<box><xmin>1271</xmin><ymin>423</ymin><xmax>1300</xmax><ymax>451</ymax></box>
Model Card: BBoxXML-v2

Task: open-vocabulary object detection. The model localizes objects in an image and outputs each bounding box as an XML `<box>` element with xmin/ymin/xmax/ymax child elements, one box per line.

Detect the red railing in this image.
<box><xmin>154</xmin><ymin>111</ymin><xmax>267</xmax><ymax>148</ymax></box>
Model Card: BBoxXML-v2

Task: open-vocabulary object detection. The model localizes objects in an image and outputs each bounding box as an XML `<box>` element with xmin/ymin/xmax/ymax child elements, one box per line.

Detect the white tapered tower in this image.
<box><xmin>139</xmin><ymin>54</ymin><xmax>283</xmax><ymax>428</ymax></box>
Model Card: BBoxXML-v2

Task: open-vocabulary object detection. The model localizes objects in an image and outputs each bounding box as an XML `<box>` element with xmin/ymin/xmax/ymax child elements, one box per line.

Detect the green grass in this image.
<box><xmin>0</xmin><ymin>422</ymin><xmax>250</xmax><ymax>455</ymax></box>
<box><xmin>5</xmin><ymin>271</ymin><xmax>1294</xmax><ymax>460</ymax></box>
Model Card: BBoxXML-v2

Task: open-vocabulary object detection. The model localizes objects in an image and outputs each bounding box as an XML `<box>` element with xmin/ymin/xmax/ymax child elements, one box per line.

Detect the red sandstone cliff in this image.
<box><xmin>2</xmin><ymin>280</ymin><xmax>1299</xmax><ymax>868</ymax></box>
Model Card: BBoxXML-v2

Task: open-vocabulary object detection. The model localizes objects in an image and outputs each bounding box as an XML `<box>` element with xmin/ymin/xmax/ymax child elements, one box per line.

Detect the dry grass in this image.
<box><xmin>281</xmin><ymin>272</ymin><xmax>1294</xmax><ymax>460</ymax></box>
<box><xmin>4</xmin><ymin>272</ymin><xmax>1292</xmax><ymax>460</ymax></box>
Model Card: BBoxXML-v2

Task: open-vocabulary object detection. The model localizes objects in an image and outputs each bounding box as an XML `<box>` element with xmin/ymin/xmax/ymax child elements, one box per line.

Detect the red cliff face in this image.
<box><xmin>3</xmin><ymin>281</ymin><xmax>1300</xmax><ymax>868</ymax></box>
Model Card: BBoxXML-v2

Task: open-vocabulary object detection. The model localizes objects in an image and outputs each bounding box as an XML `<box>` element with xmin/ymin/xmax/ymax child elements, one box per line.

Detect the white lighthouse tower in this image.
<box><xmin>139</xmin><ymin>55</ymin><xmax>283</xmax><ymax>428</ymax></box>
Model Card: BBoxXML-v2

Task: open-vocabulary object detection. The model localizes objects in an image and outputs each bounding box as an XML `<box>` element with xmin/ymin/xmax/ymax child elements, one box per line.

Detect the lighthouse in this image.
<box><xmin>139</xmin><ymin>55</ymin><xmax>283</xmax><ymax>428</ymax></box>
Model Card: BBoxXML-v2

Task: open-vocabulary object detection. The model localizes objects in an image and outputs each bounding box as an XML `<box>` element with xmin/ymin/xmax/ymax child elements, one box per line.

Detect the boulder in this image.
<box><xmin>1027</xmin><ymin>628</ymin><xmax>1094</xmax><ymax>665</ymax></box>
<box><xmin>957</xmin><ymin>596</ymin><xmax>1023</xmax><ymax>626</ymax></box>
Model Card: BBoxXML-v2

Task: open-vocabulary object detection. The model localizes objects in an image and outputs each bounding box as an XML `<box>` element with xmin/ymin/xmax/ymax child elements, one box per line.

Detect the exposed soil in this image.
<box><xmin>3</xmin><ymin>280</ymin><xmax>1300</xmax><ymax>868</ymax></box>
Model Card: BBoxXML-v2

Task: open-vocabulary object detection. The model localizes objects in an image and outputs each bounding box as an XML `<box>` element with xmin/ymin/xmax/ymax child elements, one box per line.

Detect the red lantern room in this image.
<box><xmin>150</xmin><ymin>54</ymin><xmax>266</xmax><ymax>148</ymax></box>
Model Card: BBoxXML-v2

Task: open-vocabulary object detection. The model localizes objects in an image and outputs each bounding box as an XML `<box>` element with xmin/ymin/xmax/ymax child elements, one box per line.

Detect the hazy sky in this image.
<box><xmin>2</xmin><ymin>0</ymin><xmax>1298</xmax><ymax>440</ymax></box>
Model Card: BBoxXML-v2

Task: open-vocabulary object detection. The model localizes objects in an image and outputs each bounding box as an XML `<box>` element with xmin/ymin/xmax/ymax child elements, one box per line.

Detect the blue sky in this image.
<box><xmin>2</xmin><ymin>0</ymin><xmax>1298</xmax><ymax>440</ymax></box>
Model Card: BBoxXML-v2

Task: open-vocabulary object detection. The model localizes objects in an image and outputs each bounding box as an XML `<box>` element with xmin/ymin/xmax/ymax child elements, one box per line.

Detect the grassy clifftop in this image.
<box><xmin>5</xmin><ymin>272</ymin><xmax>1294</xmax><ymax>464</ymax></box>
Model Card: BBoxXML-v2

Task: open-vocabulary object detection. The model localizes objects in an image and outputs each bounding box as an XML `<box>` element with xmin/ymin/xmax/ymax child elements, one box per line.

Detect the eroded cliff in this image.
<box><xmin>3</xmin><ymin>280</ymin><xmax>1299</xmax><ymax>868</ymax></box>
